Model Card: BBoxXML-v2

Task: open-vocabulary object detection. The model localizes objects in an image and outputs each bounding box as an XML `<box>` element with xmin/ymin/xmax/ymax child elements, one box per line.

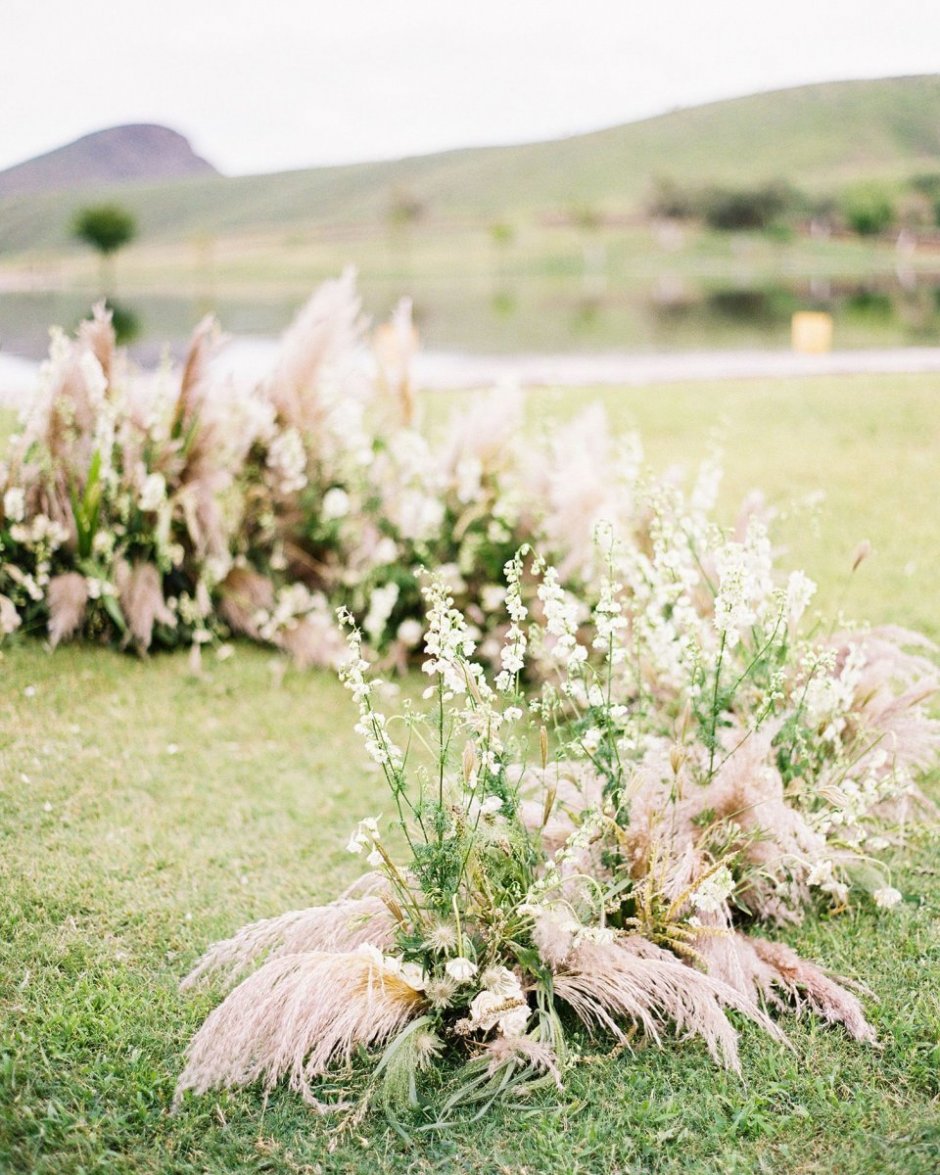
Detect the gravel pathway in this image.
<box><xmin>4</xmin><ymin>343</ymin><xmax>940</xmax><ymax>410</ymax></box>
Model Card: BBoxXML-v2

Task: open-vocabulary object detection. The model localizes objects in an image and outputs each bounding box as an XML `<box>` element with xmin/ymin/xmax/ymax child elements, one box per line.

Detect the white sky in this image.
<box><xmin>3</xmin><ymin>0</ymin><xmax>940</xmax><ymax>176</ymax></box>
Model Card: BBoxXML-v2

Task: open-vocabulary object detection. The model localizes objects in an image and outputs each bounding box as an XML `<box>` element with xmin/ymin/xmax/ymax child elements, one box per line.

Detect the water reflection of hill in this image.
<box><xmin>3</xmin><ymin>271</ymin><xmax>940</xmax><ymax>361</ymax></box>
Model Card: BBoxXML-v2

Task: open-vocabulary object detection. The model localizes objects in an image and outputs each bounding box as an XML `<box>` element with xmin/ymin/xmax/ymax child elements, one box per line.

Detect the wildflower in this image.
<box><xmin>468</xmin><ymin>794</ymin><xmax>503</xmax><ymax>822</ymax></box>
<box><xmin>364</xmin><ymin>583</ymin><xmax>400</xmax><ymax>644</ymax></box>
<box><xmin>464</xmin><ymin>989</ymin><xmax>530</xmax><ymax>1037</ymax></box>
<box><xmin>3</xmin><ymin>486</ymin><xmax>25</xmax><ymax>523</ymax></box>
<box><xmin>424</xmin><ymin>975</ymin><xmax>459</xmax><ymax>1008</ymax></box>
<box><xmin>807</xmin><ymin>860</ymin><xmax>836</xmax><ymax>888</ymax></box>
<box><xmin>138</xmin><ymin>472</ymin><xmax>167</xmax><ymax>513</ymax></box>
<box><xmin>322</xmin><ymin>486</ymin><xmax>351</xmax><ymax>520</ymax></box>
<box><xmin>445</xmin><ymin>957</ymin><xmax>478</xmax><ymax>983</ymax></box>
<box><xmin>346</xmin><ymin>816</ymin><xmax>382</xmax><ymax>856</ymax></box>
<box><xmin>381</xmin><ymin>955</ymin><xmax>427</xmax><ymax>991</ymax></box>
<box><xmin>785</xmin><ymin>570</ymin><xmax>816</xmax><ymax>623</ymax></box>
<box><xmin>480</xmin><ymin>965</ymin><xmax>521</xmax><ymax>998</ymax></box>
<box><xmin>396</xmin><ymin>618</ymin><xmax>423</xmax><ymax>648</ymax></box>
<box><xmin>873</xmin><ymin>886</ymin><xmax>902</xmax><ymax>909</ymax></box>
<box><xmin>424</xmin><ymin>922</ymin><xmax>459</xmax><ymax>953</ymax></box>
<box><xmin>690</xmin><ymin>866</ymin><xmax>735</xmax><ymax>914</ymax></box>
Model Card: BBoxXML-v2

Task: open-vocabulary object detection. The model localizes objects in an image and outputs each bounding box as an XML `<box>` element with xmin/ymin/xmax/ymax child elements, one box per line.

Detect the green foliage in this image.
<box><xmin>71</xmin><ymin>202</ymin><xmax>137</xmax><ymax>255</ymax></box>
<box><xmin>569</xmin><ymin>204</ymin><xmax>602</xmax><ymax>231</ymax></box>
<box><xmin>701</xmin><ymin>182</ymin><xmax>796</xmax><ymax>231</ymax></box>
<box><xmin>387</xmin><ymin>188</ymin><xmax>426</xmax><ymax>228</ymax></box>
<box><xmin>843</xmin><ymin>186</ymin><xmax>895</xmax><ymax>237</ymax></box>
<box><xmin>647</xmin><ymin>175</ymin><xmax>701</xmax><ymax>220</ymax></box>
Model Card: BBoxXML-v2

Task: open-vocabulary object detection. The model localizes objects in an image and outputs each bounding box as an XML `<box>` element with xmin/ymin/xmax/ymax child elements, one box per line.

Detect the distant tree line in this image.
<box><xmin>647</xmin><ymin>172</ymin><xmax>940</xmax><ymax>238</ymax></box>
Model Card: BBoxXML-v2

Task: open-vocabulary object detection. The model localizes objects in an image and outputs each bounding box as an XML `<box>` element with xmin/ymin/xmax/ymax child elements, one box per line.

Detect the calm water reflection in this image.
<box><xmin>3</xmin><ymin>272</ymin><xmax>940</xmax><ymax>362</ymax></box>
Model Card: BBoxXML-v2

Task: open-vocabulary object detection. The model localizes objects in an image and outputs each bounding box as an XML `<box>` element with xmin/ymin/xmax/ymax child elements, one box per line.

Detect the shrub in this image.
<box><xmin>701</xmin><ymin>183</ymin><xmax>795</xmax><ymax>232</ymax></box>
<box><xmin>843</xmin><ymin>187</ymin><xmax>895</xmax><ymax>237</ymax></box>
<box><xmin>647</xmin><ymin>176</ymin><xmax>699</xmax><ymax>220</ymax></box>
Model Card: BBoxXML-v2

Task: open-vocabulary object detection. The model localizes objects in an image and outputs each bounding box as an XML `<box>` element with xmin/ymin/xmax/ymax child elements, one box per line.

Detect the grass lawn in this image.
<box><xmin>2</xmin><ymin>373</ymin><xmax>939</xmax><ymax>1173</ymax></box>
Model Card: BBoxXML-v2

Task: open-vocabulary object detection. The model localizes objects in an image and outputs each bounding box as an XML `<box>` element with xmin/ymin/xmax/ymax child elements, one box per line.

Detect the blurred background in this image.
<box><xmin>3</xmin><ymin>1</ymin><xmax>940</xmax><ymax>375</ymax></box>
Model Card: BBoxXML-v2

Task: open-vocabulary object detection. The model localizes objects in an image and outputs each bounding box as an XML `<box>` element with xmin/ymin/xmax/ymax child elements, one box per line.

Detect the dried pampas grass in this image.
<box><xmin>217</xmin><ymin>568</ymin><xmax>275</xmax><ymax>641</ymax></box>
<box><xmin>115</xmin><ymin>561</ymin><xmax>175</xmax><ymax>651</ymax></box>
<box><xmin>175</xmin><ymin>949</ymin><xmax>423</xmax><ymax>1108</ymax></box>
<box><xmin>746</xmin><ymin>937</ymin><xmax>877</xmax><ymax>1043</ymax></box>
<box><xmin>265</xmin><ymin>268</ymin><xmax>363</xmax><ymax>435</ymax></box>
<box><xmin>47</xmin><ymin>572</ymin><xmax>89</xmax><ymax>648</ymax></box>
<box><xmin>182</xmin><ymin>896</ymin><xmax>397</xmax><ymax>991</ymax></box>
<box><xmin>553</xmin><ymin>935</ymin><xmax>785</xmax><ymax>1072</ymax></box>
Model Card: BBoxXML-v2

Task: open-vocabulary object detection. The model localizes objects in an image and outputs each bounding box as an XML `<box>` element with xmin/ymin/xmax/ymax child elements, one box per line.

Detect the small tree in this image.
<box><xmin>71</xmin><ymin>203</ymin><xmax>137</xmax><ymax>288</ymax></box>
<box><xmin>843</xmin><ymin>187</ymin><xmax>894</xmax><ymax>237</ymax></box>
<box><xmin>701</xmin><ymin>183</ymin><xmax>794</xmax><ymax>232</ymax></box>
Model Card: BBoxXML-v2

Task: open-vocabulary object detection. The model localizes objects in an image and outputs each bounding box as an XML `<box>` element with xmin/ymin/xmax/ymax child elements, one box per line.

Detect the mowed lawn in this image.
<box><xmin>1</xmin><ymin>373</ymin><xmax>939</xmax><ymax>1174</ymax></box>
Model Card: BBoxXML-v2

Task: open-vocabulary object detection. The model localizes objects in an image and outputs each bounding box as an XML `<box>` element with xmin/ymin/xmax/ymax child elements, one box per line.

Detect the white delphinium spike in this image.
<box><xmin>495</xmin><ymin>547</ymin><xmax>529</xmax><ymax>692</ymax></box>
<box><xmin>337</xmin><ymin>613</ymin><xmax>404</xmax><ymax>772</ymax></box>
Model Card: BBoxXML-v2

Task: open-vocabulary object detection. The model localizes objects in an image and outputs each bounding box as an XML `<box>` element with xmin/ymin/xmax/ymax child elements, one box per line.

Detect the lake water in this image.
<box><xmin>3</xmin><ymin>272</ymin><xmax>940</xmax><ymax>364</ymax></box>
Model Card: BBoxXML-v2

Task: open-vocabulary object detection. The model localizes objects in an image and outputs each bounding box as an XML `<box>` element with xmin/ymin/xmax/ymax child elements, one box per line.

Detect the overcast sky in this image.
<box><xmin>4</xmin><ymin>1</ymin><xmax>939</xmax><ymax>176</ymax></box>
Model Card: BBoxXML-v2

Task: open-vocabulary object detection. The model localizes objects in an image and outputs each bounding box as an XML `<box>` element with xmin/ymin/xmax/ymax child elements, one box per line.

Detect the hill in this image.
<box><xmin>1</xmin><ymin>76</ymin><xmax>939</xmax><ymax>254</ymax></box>
<box><xmin>0</xmin><ymin>124</ymin><xmax>217</xmax><ymax>200</ymax></box>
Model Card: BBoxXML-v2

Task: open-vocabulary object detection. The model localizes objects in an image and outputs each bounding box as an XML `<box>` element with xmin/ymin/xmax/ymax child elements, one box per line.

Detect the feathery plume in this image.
<box><xmin>115</xmin><ymin>561</ymin><xmax>175</xmax><ymax>652</ymax></box>
<box><xmin>182</xmin><ymin>896</ymin><xmax>398</xmax><ymax>990</ymax></box>
<box><xmin>553</xmin><ymin>935</ymin><xmax>784</xmax><ymax>1072</ymax></box>
<box><xmin>175</xmin><ymin>948</ymin><xmax>424</xmax><ymax>1108</ymax></box>
<box><xmin>47</xmin><ymin>572</ymin><xmax>89</xmax><ymax>648</ymax></box>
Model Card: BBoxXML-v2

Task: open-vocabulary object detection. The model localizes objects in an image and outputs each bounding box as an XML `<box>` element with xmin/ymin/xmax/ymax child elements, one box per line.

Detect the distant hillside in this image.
<box><xmin>1</xmin><ymin>76</ymin><xmax>939</xmax><ymax>253</ymax></box>
<box><xmin>0</xmin><ymin>124</ymin><xmax>217</xmax><ymax>199</ymax></box>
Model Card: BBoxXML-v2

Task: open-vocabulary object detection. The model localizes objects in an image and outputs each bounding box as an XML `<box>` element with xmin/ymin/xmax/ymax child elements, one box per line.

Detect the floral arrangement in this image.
<box><xmin>176</xmin><ymin>496</ymin><xmax>938</xmax><ymax>1122</ymax></box>
<box><xmin>0</xmin><ymin>274</ymin><xmax>541</xmax><ymax>666</ymax></box>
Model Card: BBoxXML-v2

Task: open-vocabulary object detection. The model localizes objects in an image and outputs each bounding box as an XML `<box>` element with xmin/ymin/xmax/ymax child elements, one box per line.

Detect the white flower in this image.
<box><xmin>138</xmin><ymin>472</ymin><xmax>167</xmax><ymax>513</ymax></box>
<box><xmin>0</xmin><ymin>593</ymin><xmax>21</xmax><ymax>636</ymax></box>
<box><xmin>807</xmin><ymin>859</ymin><xmax>835</xmax><ymax>888</ymax></box>
<box><xmin>346</xmin><ymin>815</ymin><xmax>382</xmax><ymax>857</ymax></box>
<box><xmin>480</xmin><ymin>965</ymin><xmax>522</xmax><ymax>999</ymax></box>
<box><xmin>690</xmin><ymin>865</ymin><xmax>735</xmax><ymax>913</ymax></box>
<box><xmin>266</xmin><ymin>427</ymin><xmax>307</xmax><ymax>494</ymax></box>
<box><xmin>466</xmin><ymin>985</ymin><xmax>530</xmax><ymax>1037</ymax></box>
<box><xmin>468</xmin><ymin>793</ymin><xmax>504</xmax><ymax>823</ymax></box>
<box><xmin>397</xmin><ymin>961</ymin><xmax>427</xmax><ymax>991</ymax></box>
<box><xmin>322</xmin><ymin>486</ymin><xmax>350</xmax><ymax>520</ymax></box>
<box><xmin>396</xmin><ymin>618</ymin><xmax>423</xmax><ymax>648</ymax></box>
<box><xmin>3</xmin><ymin>486</ymin><xmax>25</xmax><ymax>523</ymax></box>
<box><xmin>445</xmin><ymin>956</ymin><xmax>478</xmax><ymax>983</ymax></box>
<box><xmin>364</xmin><ymin>582</ymin><xmax>400</xmax><ymax>643</ymax></box>
<box><xmin>873</xmin><ymin>886</ymin><xmax>902</xmax><ymax>909</ymax></box>
<box><xmin>786</xmin><ymin>570</ymin><xmax>816</xmax><ymax>624</ymax></box>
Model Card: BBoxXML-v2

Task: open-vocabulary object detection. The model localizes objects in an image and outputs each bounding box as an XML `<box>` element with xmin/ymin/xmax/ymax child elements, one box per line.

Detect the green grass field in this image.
<box><xmin>2</xmin><ymin>374</ymin><xmax>939</xmax><ymax>1173</ymax></box>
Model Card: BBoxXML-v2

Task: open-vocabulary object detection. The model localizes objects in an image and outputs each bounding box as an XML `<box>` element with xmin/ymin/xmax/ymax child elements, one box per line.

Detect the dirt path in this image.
<box><xmin>4</xmin><ymin>344</ymin><xmax>940</xmax><ymax>410</ymax></box>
